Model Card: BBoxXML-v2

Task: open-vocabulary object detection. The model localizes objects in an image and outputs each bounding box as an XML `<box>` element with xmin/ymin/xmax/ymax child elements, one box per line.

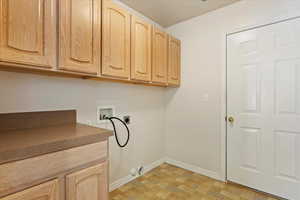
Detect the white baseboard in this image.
<box><xmin>143</xmin><ymin>158</ymin><xmax>166</xmax><ymax>174</ymax></box>
<box><xmin>109</xmin><ymin>158</ymin><xmax>166</xmax><ymax>192</ymax></box>
<box><xmin>165</xmin><ymin>158</ymin><xmax>222</xmax><ymax>181</ymax></box>
<box><xmin>110</xmin><ymin>157</ymin><xmax>223</xmax><ymax>192</ymax></box>
<box><xmin>109</xmin><ymin>174</ymin><xmax>136</xmax><ymax>192</ymax></box>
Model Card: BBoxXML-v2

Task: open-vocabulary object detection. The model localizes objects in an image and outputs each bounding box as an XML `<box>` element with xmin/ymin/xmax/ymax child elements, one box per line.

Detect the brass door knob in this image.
<box><xmin>228</xmin><ymin>116</ymin><xmax>234</xmax><ymax>123</ymax></box>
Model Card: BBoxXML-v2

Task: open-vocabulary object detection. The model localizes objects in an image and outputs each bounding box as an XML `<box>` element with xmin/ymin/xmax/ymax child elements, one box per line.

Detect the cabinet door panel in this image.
<box><xmin>102</xmin><ymin>0</ymin><xmax>130</xmax><ymax>79</ymax></box>
<box><xmin>0</xmin><ymin>180</ymin><xmax>59</xmax><ymax>200</ymax></box>
<box><xmin>0</xmin><ymin>0</ymin><xmax>56</xmax><ymax>68</ymax></box>
<box><xmin>168</xmin><ymin>36</ymin><xmax>181</xmax><ymax>86</ymax></box>
<box><xmin>152</xmin><ymin>28</ymin><xmax>168</xmax><ymax>84</ymax></box>
<box><xmin>67</xmin><ymin>162</ymin><xmax>108</xmax><ymax>200</ymax></box>
<box><xmin>59</xmin><ymin>0</ymin><xmax>101</xmax><ymax>74</ymax></box>
<box><xmin>131</xmin><ymin>16</ymin><xmax>151</xmax><ymax>82</ymax></box>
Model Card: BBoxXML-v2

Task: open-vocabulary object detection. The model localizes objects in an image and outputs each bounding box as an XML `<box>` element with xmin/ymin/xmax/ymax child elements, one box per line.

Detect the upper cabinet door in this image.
<box><xmin>67</xmin><ymin>162</ymin><xmax>108</xmax><ymax>200</ymax></box>
<box><xmin>152</xmin><ymin>27</ymin><xmax>168</xmax><ymax>84</ymax></box>
<box><xmin>102</xmin><ymin>0</ymin><xmax>131</xmax><ymax>79</ymax></box>
<box><xmin>168</xmin><ymin>36</ymin><xmax>181</xmax><ymax>86</ymax></box>
<box><xmin>59</xmin><ymin>0</ymin><xmax>101</xmax><ymax>74</ymax></box>
<box><xmin>1</xmin><ymin>180</ymin><xmax>59</xmax><ymax>200</ymax></box>
<box><xmin>0</xmin><ymin>0</ymin><xmax>56</xmax><ymax>68</ymax></box>
<box><xmin>131</xmin><ymin>16</ymin><xmax>152</xmax><ymax>82</ymax></box>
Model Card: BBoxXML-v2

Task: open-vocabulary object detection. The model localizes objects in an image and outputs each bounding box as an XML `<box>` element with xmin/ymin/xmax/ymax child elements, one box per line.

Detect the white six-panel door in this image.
<box><xmin>227</xmin><ymin>17</ymin><xmax>300</xmax><ymax>200</ymax></box>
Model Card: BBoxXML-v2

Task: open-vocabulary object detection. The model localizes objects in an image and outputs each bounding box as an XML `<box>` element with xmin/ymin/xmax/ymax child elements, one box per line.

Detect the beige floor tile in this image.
<box><xmin>110</xmin><ymin>164</ymin><xmax>281</xmax><ymax>200</ymax></box>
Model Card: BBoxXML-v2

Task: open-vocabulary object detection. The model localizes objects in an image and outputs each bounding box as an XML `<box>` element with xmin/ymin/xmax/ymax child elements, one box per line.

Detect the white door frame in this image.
<box><xmin>220</xmin><ymin>14</ymin><xmax>300</xmax><ymax>182</ymax></box>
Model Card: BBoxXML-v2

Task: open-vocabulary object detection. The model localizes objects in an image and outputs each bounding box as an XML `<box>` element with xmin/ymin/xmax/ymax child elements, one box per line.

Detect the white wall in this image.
<box><xmin>0</xmin><ymin>71</ymin><xmax>166</xmax><ymax>184</ymax></box>
<box><xmin>166</xmin><ymin>0</ymin><xmax>300</xmax><ymax>179</ymax></box>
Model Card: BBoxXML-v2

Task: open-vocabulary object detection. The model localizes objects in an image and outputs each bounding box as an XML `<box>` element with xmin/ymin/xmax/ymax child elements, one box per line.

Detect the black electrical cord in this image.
<box><xmin>107</xmin><ymin>117</ymin><xmax>130</xmax><ymax>148</ymax></box>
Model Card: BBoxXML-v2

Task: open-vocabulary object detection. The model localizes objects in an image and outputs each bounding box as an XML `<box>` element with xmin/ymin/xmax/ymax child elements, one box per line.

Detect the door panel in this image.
<box><xmin>66</xmin><ymin>162</ymin><xmax>108</xmax><ymax>200</ymax></box>
<box><xmin>275</xmin><ymin>59</ymin><xmax>300</xmax><ymax>114</ymax></box>
<box><xmin>274</xmin><ymin>131</ymin><xmax>299</xmax><ymax>181</ymax></box>
<box><xmin>0</xmin><ymin>180</ymin><xmax>59</xmax><ymax>200</ymax></box>
<box><xmin>227</xmin><ymin>17</ymin><xmax>300</xmax><ymax>200</ymax></box>
<box><xmin>59</xmin><ymin>0</ymin><xmax>101</xmax><ymax>74</ymax></box>
<box><xmin>0</xmin><ymin>0</ymin><xmax>56</xmax><ymax>68</ymax></box>
<box><xmin>240</xmin><ymin>128</ymin><xmax>261</xmax><ymax>172</ymax></box>
<box><xmin>168</xmin><ymin>36</ymin><xmax>181</xmax><ymax>86</ymax></box>
<box><xmin>102</xmin><ymin>0</ymin><xmax>130</xmax><ymax>79</ymax></box>
<box><xmin>131</xmin><ymin>16</ymin><xmax>152</xmax><ymax>82</ymax></box>
<box><xmin>152</xmin><ymin>28</ymin><xmax>168</xmax><ymax>84</ymax></box>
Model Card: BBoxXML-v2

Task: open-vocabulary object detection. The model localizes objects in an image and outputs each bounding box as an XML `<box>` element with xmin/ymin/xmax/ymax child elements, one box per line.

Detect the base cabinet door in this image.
<box><xmin>66</xmin><ymin>162</ymin><xmax>108</xmax><ymax>200</ymax></box>
<box><xmin>168</xmin><ymin>36</ymin><xmax>181</xmax><ymax>86</ymax></box>
<box><xmin>152</xmin><ymin>28</ymin><xmax>168</xmax><ymax>84</ymax></box>
<box><xmin>0</xmin><ymin>0</ymin><xmax>57</xmax><ymax>68</ymax></box>
<box><xmin>102</xmin><ymin>0</ymin><xmax>131</xmax><ymax>79</ymax></box>
<box><xmin>59</xmin><ymin>0</ymin><xmax>101</xmax><ymax>74</ymax></box>
<box><xmin>0</xmin><ymin>180</ymin><xmax>59</xmax><ymax>200</ymax></box>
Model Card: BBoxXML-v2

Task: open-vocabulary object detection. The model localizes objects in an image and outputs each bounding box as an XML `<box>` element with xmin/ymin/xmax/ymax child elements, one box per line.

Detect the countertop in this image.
<box><xmin>0</xmin><ymin>123</ymin><xmax>113</xmax><ymax>165</ymax></box>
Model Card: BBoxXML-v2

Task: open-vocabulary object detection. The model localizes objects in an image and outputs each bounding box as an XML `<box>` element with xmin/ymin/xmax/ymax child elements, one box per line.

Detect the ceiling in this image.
<box><xmin>119</xmin><ymin>0</ymin><xmax>241</xmax><ymax>27</ymax></box>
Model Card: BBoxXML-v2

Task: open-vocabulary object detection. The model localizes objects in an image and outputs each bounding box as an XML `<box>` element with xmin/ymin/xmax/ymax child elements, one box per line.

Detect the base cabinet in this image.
<box><xmin>0</xmin><ymin>180</ymin><xmax>59</xmax><ymax>200</ymax></box>
<box><xmin>0</xmin><ymin>162</ymin><xmax>108</xmax><ymax>200</ymax></box>
<box><xmin>0</xmin><ymin>142</ymin><xmax>109</xmax><ymax>200</ymax></box>
<box><xmin>67</xmin><ymin>162</ymin><xmax>108</xmax><ymax>200</ymax></box>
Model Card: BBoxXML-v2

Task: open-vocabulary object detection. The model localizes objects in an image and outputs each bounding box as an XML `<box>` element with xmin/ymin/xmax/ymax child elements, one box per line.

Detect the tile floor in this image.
<box><xmin>110</xmin><ymin>163</ymin><xmax>280</xmax><ymax>200</ymax></box>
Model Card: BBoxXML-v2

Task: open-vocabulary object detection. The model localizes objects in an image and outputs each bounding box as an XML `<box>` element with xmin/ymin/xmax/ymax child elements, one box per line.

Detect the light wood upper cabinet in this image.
<box><xmin>67</xmin><ymin>162</ymin><xmax>108</xmax><ymax>200</ymax></box>
<box><xmin>59</xmin><ymin>0</ymin><xmax>101</xmax><ymax>74</ymax></box>
<box><xmin>0</xmin><ymin>0</ymin><xmax>182</xmax><ymax>87</ymax></box>
<box><xmin>0</xmin><ymin>180</ymin><xmax>59</xmax><ymax>200</ymax></box>
<box><xmin>168</xmin><ymin>36</ymin><xmax>181</xmax><ymax>86</ymax></box>
<box><xmin>131</xmin><ymin>16</ymin><xmax>152</xmax><ymax>82</ymax></box>
<box><xmin>152</xmin><ymin>28</ymin><xmax>168</xmax><ymax>84</ymax></box>
<box><xmin>102</xmin><ymin>0</ymin><xmax>131</xmax><ymax>79</ymax></box>
<box><xmin>0</xmin><ymin>0</ymin><xmax>56</xmax><ymax>68</ymax></box>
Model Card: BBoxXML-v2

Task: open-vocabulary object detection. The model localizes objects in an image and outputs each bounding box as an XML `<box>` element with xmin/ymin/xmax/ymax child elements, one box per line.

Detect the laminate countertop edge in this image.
<box><xmin>0</xmin><ymin>123</ymin><xmax>113</xmax><ymax>165</ymax></box>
